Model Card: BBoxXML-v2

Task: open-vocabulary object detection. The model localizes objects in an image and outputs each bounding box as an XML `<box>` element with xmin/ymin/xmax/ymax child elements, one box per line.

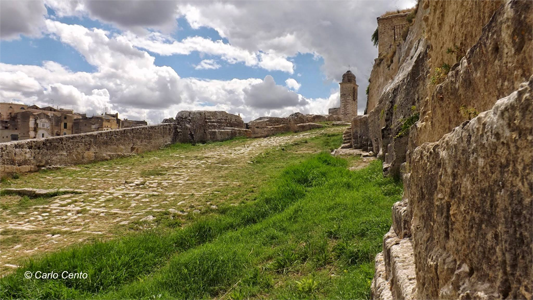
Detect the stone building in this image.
<box><xmin>0</xmin><ymin>103</ymin><xmax>147</xmax><ymax>143</ymax></box>
<box><xmin>121</xmin><ymin>119</ymin><xmax>148</xmax><ymax>128</ymax></box>
<box><xmin>328</xmin><ymin>70</ymin><xmax>358</xmax><ymax>122</ymax></box>
<box><xmin>376</xmin><ymin>10</ymin><xmax>413</xmax><ymax>55</ymax></box>
<box><xmin>72</xmin><ymin>113</ymin><xmax>120</xmax><ymax>134</ymax></box>
<box><xmin>0</xmin><ymin>103</ymin><xmax>82</xmax><ymax>142</ymax></box>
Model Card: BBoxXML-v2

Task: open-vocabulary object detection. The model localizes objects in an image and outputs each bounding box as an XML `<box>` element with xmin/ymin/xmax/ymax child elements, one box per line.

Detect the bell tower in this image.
<box><xmin>339</xmin><ymin>70</ymin><xmax>358</xmax><ymax>121</ymax></box>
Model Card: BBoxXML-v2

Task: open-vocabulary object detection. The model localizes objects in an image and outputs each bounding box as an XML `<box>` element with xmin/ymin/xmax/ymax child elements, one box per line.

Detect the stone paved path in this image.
<box><xmin>0</xmin><ymin>127</ymin><xmax>344</xmax><ymax>275</ymax></box>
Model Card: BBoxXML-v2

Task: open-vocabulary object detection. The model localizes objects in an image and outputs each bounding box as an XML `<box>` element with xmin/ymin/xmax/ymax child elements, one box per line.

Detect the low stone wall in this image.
<box><xmin>248</xmin><ymin>113</ymin><xmax>338</xmax><ymax>138</ymax></box>
<box><xmin>0</xmin><ymin>124</ymin><xmax>175</xmax><ymax>178</ymax></box>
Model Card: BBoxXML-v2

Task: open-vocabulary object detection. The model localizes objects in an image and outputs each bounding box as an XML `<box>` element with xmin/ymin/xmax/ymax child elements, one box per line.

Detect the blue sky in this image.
<box><xmin>0</xmin><ymin>0</ymin><xmax>415</xmax><ymax>123</ymax></box>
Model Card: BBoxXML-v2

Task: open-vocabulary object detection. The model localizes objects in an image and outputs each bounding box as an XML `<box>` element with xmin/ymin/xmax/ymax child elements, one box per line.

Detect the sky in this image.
<box><xmin>0</xmin><ymin>0</ymin><xmax>415</xmax><ymax>124</ymax></box>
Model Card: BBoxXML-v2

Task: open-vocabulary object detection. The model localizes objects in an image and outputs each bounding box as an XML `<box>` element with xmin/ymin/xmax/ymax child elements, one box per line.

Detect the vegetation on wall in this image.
<box><xmin>371</xmin><ymin>27</ymin><xmax>379</xmax><ymax>47</ymax></box>
<box><xmin>459</xmin><ymin>106</ymin><xmax>479</xmax><ymax>120</ymax></box>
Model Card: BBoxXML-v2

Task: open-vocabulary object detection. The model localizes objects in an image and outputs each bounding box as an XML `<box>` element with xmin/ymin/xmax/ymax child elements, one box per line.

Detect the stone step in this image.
<box><xmin>381</xmin><ymin>228</ymin><xmax>417</xmax><ymax>300</ymax></box>
<box><xmin>340</xmin><ymin>143</ymin><xmax>352</xmax><ymax>149</ymax></box>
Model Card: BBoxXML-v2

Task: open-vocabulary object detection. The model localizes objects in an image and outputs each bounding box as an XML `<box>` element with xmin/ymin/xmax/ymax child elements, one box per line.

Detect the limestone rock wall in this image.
<box><xmin>409</xmin><ymin>77</ymin><xmax>532</xmax><ymax>299</ymax></box>
<box><xmin>416</xmin><ymin>0</ymin><xmax>533</xmax><ymax>145</ymax></box>
<box><xmin>370</xmin><ymin>1</ymin><xmax>533</xmax><ymax>299</ymax></box>
<box><xmin>0</xmin><ymin>124</ymin><xmax>175</xmax><ymax>178</ymax></box>
<box><xmin>361</xmin><ymin>0</ymin><xmax>530</xmax><ymax>178</ymax></box>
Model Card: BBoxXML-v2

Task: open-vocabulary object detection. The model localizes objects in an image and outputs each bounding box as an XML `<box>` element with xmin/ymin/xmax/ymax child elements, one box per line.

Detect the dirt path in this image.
<box><xmin>0</xmin><ymin>127</ymin><xmax>345</xmax><ymax>276</ymax></box>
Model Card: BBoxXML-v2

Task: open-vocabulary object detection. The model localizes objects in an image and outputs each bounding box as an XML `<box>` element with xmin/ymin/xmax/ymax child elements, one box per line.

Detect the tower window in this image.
<box><xmin>64</xmin><ymin>123</ymin><xmax>67</xmax><ymax>129</ymax></box>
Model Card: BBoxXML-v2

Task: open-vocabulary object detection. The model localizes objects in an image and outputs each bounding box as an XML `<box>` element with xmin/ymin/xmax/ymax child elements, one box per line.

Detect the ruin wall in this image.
<box><xmin>0</xmin><ymin>124</ymin><xmax>175</xmax><ymax>178</ymax></box>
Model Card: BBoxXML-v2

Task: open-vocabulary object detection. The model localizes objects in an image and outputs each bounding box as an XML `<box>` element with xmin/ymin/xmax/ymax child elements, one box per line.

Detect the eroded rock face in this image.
<box><xmin>409</xmin><ymin>78</ymin><xmax>533</xmax><ymax>299</ymax></box>
<box><xmin>174</xmin><ymin>111</ymin><xmax>250</xmax><ymax>144</ymax></box>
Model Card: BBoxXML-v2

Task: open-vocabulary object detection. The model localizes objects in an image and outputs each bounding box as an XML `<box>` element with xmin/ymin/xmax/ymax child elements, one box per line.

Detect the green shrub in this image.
<box><xmin>371</xmin><ymin>27</ymin><xmax>379</xmax><ymax>47</ymax></box>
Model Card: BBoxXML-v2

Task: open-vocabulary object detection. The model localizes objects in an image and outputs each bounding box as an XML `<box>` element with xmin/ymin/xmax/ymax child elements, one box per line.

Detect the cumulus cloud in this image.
<box><xmin>285</xmin><ymin>78</ymin><xmax>301</xmax><ymax>91</ymax></box>
<box><xmin>0</xmin><ymin>0</ymin><xmax>47</xmax><ymax>40</ymax></box>
<box><xmin>244</xmin><ymin>75</ymin><xmax>307</xmax><ymax>109</ymax></box>
<box><xmin>84</xmin><ymin>0</ymin><xmax>179</xmax><ymax>33</ymax></box>
<box><xmin>195</xmin><ymin>59</ymin><xmax>221</xmax><ymax>70</ymax></box>
<box><xmin>0</xmin><ymin>0</ymin><xmax>419</xmax><ymax>123</ymax></box>
<box><xmin>124</xmin><ymin>32</ymin><xmax>294</xmax><ymax>73</ymax></box>
<box><xmin>175</xmin><ymin>0</ymin><xmax>416</xmax><ymax>110</ymax></box>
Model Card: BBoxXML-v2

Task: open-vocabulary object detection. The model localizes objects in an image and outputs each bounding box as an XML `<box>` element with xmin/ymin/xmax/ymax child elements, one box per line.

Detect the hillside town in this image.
<box><xmin>0</xmin><ymin>103</ymin><xmax>147</xmax><ymax>142</ymax></box>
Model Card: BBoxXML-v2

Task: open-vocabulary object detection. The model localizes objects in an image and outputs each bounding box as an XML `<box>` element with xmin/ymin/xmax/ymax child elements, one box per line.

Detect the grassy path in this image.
<box><xmin>0</xmin><ymin>128</ymin><xmax>402</xmax><ymax>299</ymax></box>
<box><xmin>0</xmin><ymin>128</ymin><xmax>344</xmax><ymax>275</ymax></box>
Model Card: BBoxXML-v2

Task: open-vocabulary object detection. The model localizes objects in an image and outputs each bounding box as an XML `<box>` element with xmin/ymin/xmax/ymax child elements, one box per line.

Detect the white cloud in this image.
<box><xmin>124</xmin><ymin>32</ymin><xmax>294</xmax><ymax>73</ymax></box>
<box><xmin>258</xmin><ymin>52</ymin><xmax>294</xmax><ymax>74</ymax></box>
<box><xmin>0</xmin><ymin>0</ymin><xmax>47</xmax><ymax>40</ymax></box>
<box><xmin>244</xmin><ymin>75</ymin><xmax>307</xmax><ymax>109</ymax></box>
<box><xmin>195</xmin><ymin>59</ymin><xmax>221</xmax><ymax>70</ymax></box>
<box><xmin>285</xmin><ymin>78</ymin><xmax>301</xmax><ymax>91</ymax></box>
<box><xmin>174</xmin><ymin>0</ymin><xmax>416</xmax><ymax>110</ymax></box>
<box><xmin>84</xmin><ymin>0</ymin><xmax>179</xmax><ymax>33</ymax></box>
<box><xmin>44</xmin><ymin>0</ymin><xmax>84</xmax><ymax>18</ymax></box>
<box><xmin>0</xmin><ymin>1</ymin><xmax>420</xmax><ymax>123</ymax></box>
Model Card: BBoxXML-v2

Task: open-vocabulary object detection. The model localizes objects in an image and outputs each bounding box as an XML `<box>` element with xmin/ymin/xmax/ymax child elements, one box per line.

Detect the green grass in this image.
<box><xmin>0</xmin><ymin>150</ymin><xmax>401</xmax><ymax>299</ymax></box>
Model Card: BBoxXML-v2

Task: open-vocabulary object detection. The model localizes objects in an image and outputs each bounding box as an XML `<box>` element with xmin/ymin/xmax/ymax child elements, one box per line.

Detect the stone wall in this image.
<box><xmin>350</xmin><ymin>115</ymin><xmax>372</xmax><ymax>152</ymax></box>
<box><xmin>0</xmin><ymin>110</ymin><xmax>333</xmax><ymax>178</ymax></box>
<box><xmin>248</xmin><ymin>113</ymin><xmax>338</xmax><ymax>138</ymax></box>
<box><xmin>0</xmin><ymin>124</ymin><xmax>175</xmax><ymax>178</ymax></box>
<box><xmin>0</xmin><ymin>110</ymin><xmax>253</xmax><ymax>178</ymax></box>
<box><xmin>328</xmin><ymin>107</ymin><xmax>340</xmax><ymax>116</ymax></box>
<box><xmin>360</xmin><ymin>0</ymin><xmax>532</xmax><ymax>178</ymax></box>
<box><xmin>174</xmin><ymin>111</ymin><xmax>250</xmax><ymax>144</ymax></box>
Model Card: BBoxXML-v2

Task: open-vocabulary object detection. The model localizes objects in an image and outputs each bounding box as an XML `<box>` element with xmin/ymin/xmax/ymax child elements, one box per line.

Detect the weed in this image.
<box><xmin>396</xmin><ymin>112</ymin><xmax>420</xmax><ymax>138</ymax></box>
<box><xmin>406</xmin><ymin>11</ymin><xmax>415</xmax><ymax>24</ymax></box>
<box><xmin>460</xmin><ymin>106</ymin><xmax>479</xmax><ymax>120</ymax></box>
<box><xmin>401</xmin><ymin>25</ymin><xmax>410</xmax><ymax>41</ymax></box>
<box><xmin>430</xmin><ymin>67</ymin><xmax>448</xmax><ymax>85</ymax></box>
<box><xmin>296</xmin><ymin>277</ymin><xmax>319</xmax><ymax>294</ymax></box>
<box><xmin>441</xmin><ymin>63</ymin><xmax>451</xmax><ymax>74</ymax></box>
<box><xmin>371</xmin><ymin>27</ymin><xmax>378</xmax><ymax>47</ymax></box>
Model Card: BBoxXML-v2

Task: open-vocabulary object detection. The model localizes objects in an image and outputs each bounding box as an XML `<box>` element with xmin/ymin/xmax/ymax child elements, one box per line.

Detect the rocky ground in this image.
<box><xmin>0</xmin><ymin>127</ymin><xmax>359</xmax><ymax>276</ymax></box>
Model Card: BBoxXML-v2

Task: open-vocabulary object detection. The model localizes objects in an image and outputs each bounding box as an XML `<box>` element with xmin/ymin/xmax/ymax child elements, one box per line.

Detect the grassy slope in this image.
<box><xmin>0</xmin><ymin>134</ymin><xmax>402</xmax><ymax>299</ymax></box>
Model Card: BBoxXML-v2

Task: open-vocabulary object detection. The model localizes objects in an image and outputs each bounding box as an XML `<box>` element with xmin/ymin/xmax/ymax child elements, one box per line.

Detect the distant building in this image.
<box><xmin>0</xmin><ymin>103</ymin><xmax>147</xmax><ymax>142</ymax></box>
<box><xmin>328</xmin><ymin>70</ymin><xmax>358</xmax><ymax>122</ymax></box>
<box><xmin>121</xmin><ymin>119</ymin><xmax>148</xmax><ymax>128</ymax></box>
